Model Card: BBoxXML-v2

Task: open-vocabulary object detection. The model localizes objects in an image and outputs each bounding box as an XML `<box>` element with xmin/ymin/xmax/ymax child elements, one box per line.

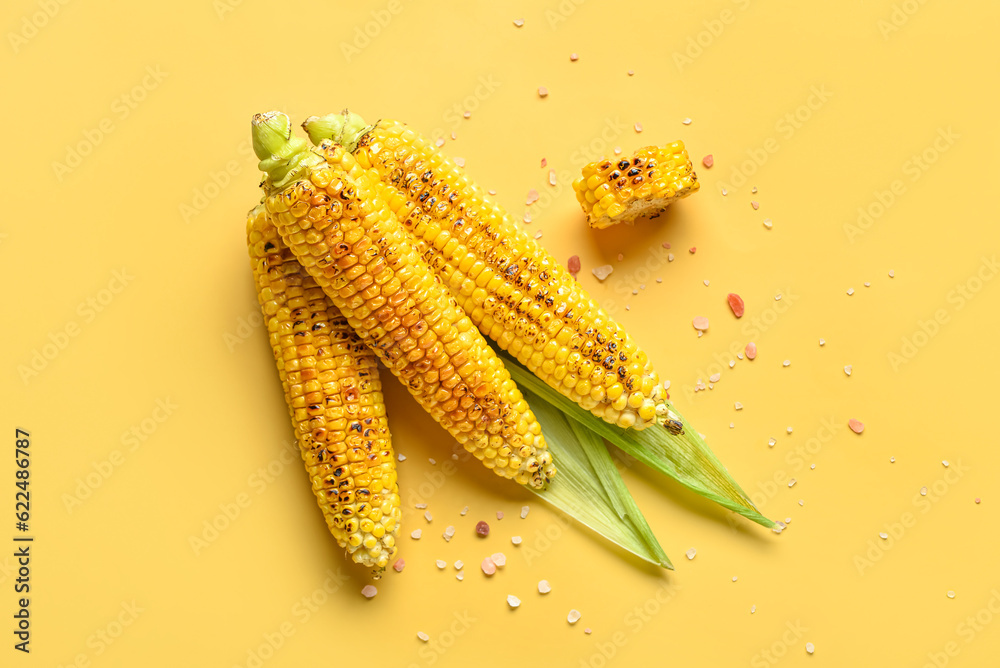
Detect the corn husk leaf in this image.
<box><xmin>501</xmin><ymin>351</ymin><xmax>776</xmax><ymax>529</ymax></box>
<box><xmin>523</xmin><ymin>388</ymin><xmax>672</xmax><ymax>569</ymax></box>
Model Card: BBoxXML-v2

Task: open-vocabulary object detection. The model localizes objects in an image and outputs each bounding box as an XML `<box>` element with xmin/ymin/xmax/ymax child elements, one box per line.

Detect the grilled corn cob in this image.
<box><xmin>572</xmin><ymin>144</ymin><xmax>699</xmax><ymax>229</ymax></box>
<box><xmin>303</xmin><ymin>112</ymin><xmax>672</xmax><ymax>431</ymax></box>
<box><xmin>247</xmin><ymin>204</ymin><xmax>400</xmax><ymax>572</ymax></box>
<box><xmin>252</xmin><ymin>112</ymin><xmax>555</xmax><ymax>488</ymax></box>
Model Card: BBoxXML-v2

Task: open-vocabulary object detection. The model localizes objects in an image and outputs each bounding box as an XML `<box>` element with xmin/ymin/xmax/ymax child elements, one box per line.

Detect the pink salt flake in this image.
<box><xmin>692</xmin><ymin>317</ymin><xmax>710</xmax><ymax>331</ymax></box>
<box><xmin>849</xmin><ymin>419</ymin><xmax>865</xmax><ymax>434</ymax></box>
<box><xmin>745</xmin><ymin>342</ymin><xmax>758</xmax><ymax>360</ymax></box>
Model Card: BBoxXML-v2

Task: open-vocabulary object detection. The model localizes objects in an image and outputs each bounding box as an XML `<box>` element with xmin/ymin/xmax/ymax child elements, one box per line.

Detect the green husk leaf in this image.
<box><xmin>567</xmin><ymin>418</ymin><xmax>670</xmax><ymax>565</ymax></box>
<box><xmin>523</xmin><ymin>389</ymin><xmax>672</xmax><ymax>569</ymax></box>
<box><xmin>500</xmin><ymin>351</ymin><xmax>777</xmax><ymax>529</ymax></box>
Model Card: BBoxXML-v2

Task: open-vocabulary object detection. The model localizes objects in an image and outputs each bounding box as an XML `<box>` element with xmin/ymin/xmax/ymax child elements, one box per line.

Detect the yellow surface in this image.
<box><xmin>3</xmin><ymin>1</ymin><xmax>999</xmax><ymax>665</ymax></box>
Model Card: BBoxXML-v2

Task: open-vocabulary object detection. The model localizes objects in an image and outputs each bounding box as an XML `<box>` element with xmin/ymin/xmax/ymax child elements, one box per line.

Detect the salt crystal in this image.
<box><xmin>686</xmin><ymin>548</ymin><xmax>697</xmax><ymax>560</ymax></box>
<box><xmin>567</xmin><ymin>610</ymin><xmax>582</xmax><ymax>624</ymax></box>
<box><xmin>592</xmin><ymin>265</ymin><xmax>614</xmax><ymax>281</ymax></box>
<box><xmin>521</xmin><ymin>506</ymin><xmax>530</xmax><ymax>519</ymax></box>
<box><xmin>507</xmin><ymin>595</ymin><xmax>521</xmax><ymax>608</ymax></box>
<box><xmin>361</xmin><ymin>585</ymin><xmax>377</xmax><ymax>598</ymax></box>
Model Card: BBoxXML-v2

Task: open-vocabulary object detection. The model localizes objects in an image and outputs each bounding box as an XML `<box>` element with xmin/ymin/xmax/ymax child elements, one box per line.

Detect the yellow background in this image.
<box><xmin>3</xmin><ymin>0</ymin><xmax>999</xmax><ymax>665</ymax></box>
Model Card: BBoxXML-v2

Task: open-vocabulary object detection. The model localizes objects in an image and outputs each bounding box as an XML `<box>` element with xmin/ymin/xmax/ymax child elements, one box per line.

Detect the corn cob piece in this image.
<box><xmin>252</xmin><ymin>112</ymin><xmax>555</xmax><ymax>488</ymax></box>
<box><xmin>303</xmin><ymin>112</ymin><xmax>675</xmax><ymax>432</ymax></box>
<box><xmin>572</xmin><ymin>144</ymin><xmax>699</xmax><ymax>229</ymax></box>
<box><xmin>247</xmin><ymin>204</ymin><xmax>400</xmax><ymax>572</ymax></box>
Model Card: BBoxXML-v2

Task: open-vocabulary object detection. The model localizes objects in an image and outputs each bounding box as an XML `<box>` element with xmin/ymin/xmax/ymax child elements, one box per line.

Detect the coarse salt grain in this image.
<box><xmin>393</xmin><ymin>559</ymin><xmax>405</xmax><ymax>572</ymax></box>
<box><xmin>848</xmin><ymin>419</ymin><xmax>864</xmax><ymax>434</ymax></box>
<box><xmin>847</xmin><ymin>288</ymin><xmax>854</xmax><ymax>295</ymax></box>
<box><xmin>568</xmin><ymin>610</ymin><xmax>582</xmax><ymax>624</ymax></box>
<box><xmin>491</xmin><ymin>552</ymin><xmax>507</xmax><ymax>567</ymax></box>
<box><xmin>686</xmin><ymin>548</ymin><xmax>697</xmax><ymax>560</ymax></box>
<box><xmin>920</xmin><ymin>487</ymin><xmax>928</xmax><ymax>496</ymax></box>
<box><xmin>418</xmin><ymin>631</ymin><xmax>430</xmax><ymax>642</ymax></box>
<box><xmin>693</xmin><ymin>316</ymin><xmax>710</xmax><ymax>331</ymax></box>
<box><xmin>709</xmin><ymin>373</ymin><xmax>721</xmax><ymax>383</ymax></box>
<box><xmin>436</xmin><ymin>560</ymin><xmax>446</xmax><ymax>569</ymax></box>
<box><xmin>415</xmin><ymin>503</ymin><xmax>427</xmax><ymax>509</ymax></box>
<box><xmin>513</xmin><ymin>18</ymin><xmax>524</xmax><ymax>27</ymax></box>
<box><xmin>948</xmin><ymin>591</ymin><xmax>956</xmax><ymax>599</ymax></box>
<box><xmin>460</xmin><ymin>506</ymin><xmax>469</xmax><ymax>516</ymax></box>
<box><xmin>702</xmin><ymin>155</ymin><xmax>714</xmax><ymax>168</ymax></box>
<box><xmin>844</xmin><ymin>365</ymin><xmax>853</xmax><ymax>376</ymax></box>
<box><xmin>734</xmin><ymin>402</ymin><xmax>744</xmax><ymax>411</ymax></box>
<box><xmin>511</xmin><ymin>536</ymin><xmax>522</xmax><ymax>545</ymax></box>
<box><xmin>763</xmin><ymin>219</ymin><xmax>773</xmax><ymax>229</ymax></box>
<box><xmin>411</xmin><ymin>529</ymin><xmax>422</xmax><ymax>540</ymax></box>
<box><xmin>746</xmin><ymin>342</ymin><xmax>758</xmax><ymax>360</ymax></box>
<box><xmin>819</xmin><ymin>338</ymin><xmax>825</xmax><ymax>346</ymax></box>
<box><xmin>362</xmin><ymin>585</ymin><xmax>377</xmax><ymax>598</ymax></box>
<box><xmin>397</xmin><ymin>453</ymin><xmax>407</xmax><ymax>461</ymax></box>
<box><xmin>942</xmin><ymin>460</ymin><xmax>950</xmax><ymax>467</ymax></box>
<box><xmin>806</xmin><ymin>643</ymin><xmax>815</xmax><ymax>654</ymax></box>
<box><xmin>682</xmin><ymin>118</ymin><xmax>692</xmax><ymax>125</ymax></box>
<box><xmin>787</xmin><ymin>427</ymin><xmax>794</xmax><ymax>434</ymax></box>
<box><xmin>507</xmin><ymin>595</ymin><xmax>521</xmax><ymax>608</ymax></box>
<box><xmin>454</xmin><ymin>157</ymin><xmax>466</xmax><ymax>167</ymax></box>
<box><xmin>783</xmin><ymin>360</ymin><xmax>791</xmax><ymax>367</ymax></box>
<box><xmin>788</xmin><ymin>479</ymin><xmax>796</xmax><ymax>488</ymax></box>
<box><xmin>521</xmin><ymin>506</ymin><xmax>530</xmax><ymax>519</ymax></box>
<box><xmin>454</xmin><ymin>560</ymin><xmax>464</xmax><ymax>570</ymax></box>
<box><xmin>751</xmin><ymin>201</ymin><xmax>759</xmax><ymax>210</ymax></box>
<box><xmin>549</xmin><ymin>169</ymin><xmax>557</xmax><ymax>186</ymax></box>
<box><xmin>424</xmin><ymin>511</ymin><xmax>433</xmax><ymax>522</ymax></box>
<box><xmin>537</xmin><ymin>87</ymin><xmax>548</xmax><ymax>98</ymax></box>
<box><xmin>538</xmin><ymin>580</ymin><xmax>551</xmax><ymax>594</ymax></box>
<box><xmin>497</xmin><ymin>511</ymin><xmax>504</xmax><ymax>519</ymax></box>
<box><xmin>456</xmin><ymin>571</ymin><xmax>464</xmax><ymax>581</ymax></box>
<box><xmin>570</xmin><ymin>53</ymin><xmax>578</xmax><ymax>61</ymax></box>
<box><xmin>481</xmin><ymin>558</ymin><xmax>497</xmax><ymax>576</ymax></box>
<box><xmin>592</xmin><ymin>265</ymin><xmax>614</xmax><ymax>281</ymax></box>
<box><xmin>768</xmin><ymin>438</ymin><xmax>776</xmax><ymax>447</ymax></box>
<box><xmin>634</xmin><ymin>123</ymin><xmax>643</xmax><ymax>133</ymax></box>
<box><xmin>879</xmin><ymin>532</ymin><xmax>889</xmax><ymax>540</ymax></box>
